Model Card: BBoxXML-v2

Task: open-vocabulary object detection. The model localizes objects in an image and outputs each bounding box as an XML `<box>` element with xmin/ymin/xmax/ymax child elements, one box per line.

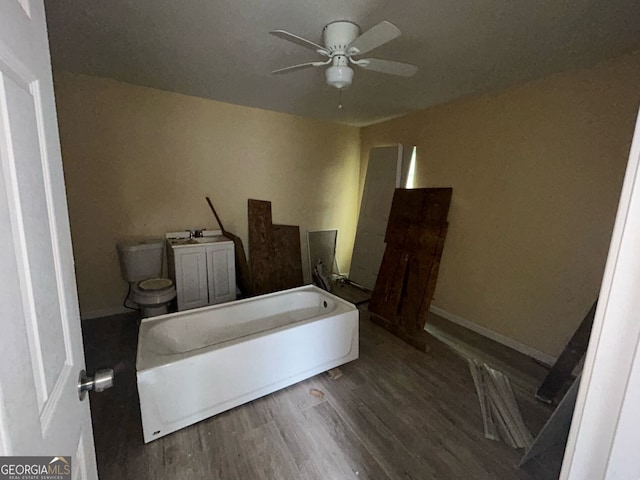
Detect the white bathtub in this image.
<box><xmin>136</xmin><ymin>285</ymin><xmax>359</xmax><ymax>442</ymax></box>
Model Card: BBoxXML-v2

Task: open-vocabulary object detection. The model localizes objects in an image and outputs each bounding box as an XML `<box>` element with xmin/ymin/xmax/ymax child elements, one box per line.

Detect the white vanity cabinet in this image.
<box><xmin>205</xmin><ymin>242</ymin><xmax>236</xmax><ymax>305</ymax></box>
<box><xmin>167</xmin><ymin>233</ymin><xmax>236</xmax><ymax>311</ymax></box>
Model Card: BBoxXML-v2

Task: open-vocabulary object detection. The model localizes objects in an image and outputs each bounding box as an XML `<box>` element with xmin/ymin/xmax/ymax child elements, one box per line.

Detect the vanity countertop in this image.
<box><xmin>165</xmin><ymin>230</ymin><xmax>232</xmax><ymax>248</ymax></box>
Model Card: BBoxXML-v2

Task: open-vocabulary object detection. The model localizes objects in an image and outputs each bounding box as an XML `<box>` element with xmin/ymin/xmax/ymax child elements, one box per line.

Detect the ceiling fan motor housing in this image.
<box><xmin>322</xmin><ymin>21</ymin><xmax>360</xmax><ymax>54</ymax></box>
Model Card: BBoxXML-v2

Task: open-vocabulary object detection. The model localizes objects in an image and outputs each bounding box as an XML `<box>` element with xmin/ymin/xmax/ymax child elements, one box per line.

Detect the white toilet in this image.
<box><xmin>117</xmin><ymin>237</ymin><xmax>177</xmax><ymax>317</ymax></box>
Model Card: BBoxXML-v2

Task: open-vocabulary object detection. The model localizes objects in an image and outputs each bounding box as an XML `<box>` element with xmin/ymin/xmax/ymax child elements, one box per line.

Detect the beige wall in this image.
<box><xmin>54</xmin><ymin>73</ymin><xmax>361</xmax><ymax>318</ymax></box>
<box><xmin>56</xmin><ymin>53</ymin><xmax>639</xmax><ymax>356</ymax></box>
<box><xmin>360</xmin><ymin>53</ymin><xmax>640</xmax><ymax>357</ymax></box>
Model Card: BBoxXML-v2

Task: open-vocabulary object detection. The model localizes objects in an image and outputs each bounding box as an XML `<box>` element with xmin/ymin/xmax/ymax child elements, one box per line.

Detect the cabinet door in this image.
<box><xmin>175</xmin><ymin>248</ymin><xmax>209</xmax><ymax>310</ymax></box>
<box><xmin>206</xmin><ymin>243</ymin><xmax>236</xmax><ymax>304</ymax></box>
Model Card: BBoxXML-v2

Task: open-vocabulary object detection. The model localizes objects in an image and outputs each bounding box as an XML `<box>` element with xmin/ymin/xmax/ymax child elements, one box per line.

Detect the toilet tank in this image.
<box><xmin>117</xmin><ymin>237</ymin><xmax>165</xmax><ymax>283</ymax></box>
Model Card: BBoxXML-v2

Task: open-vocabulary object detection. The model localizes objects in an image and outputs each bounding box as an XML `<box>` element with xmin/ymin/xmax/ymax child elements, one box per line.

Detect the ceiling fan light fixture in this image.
<box><xmin>325</xmin><ymin>65</ymin><xmax>353</xmax><ymax>89</ymax></box>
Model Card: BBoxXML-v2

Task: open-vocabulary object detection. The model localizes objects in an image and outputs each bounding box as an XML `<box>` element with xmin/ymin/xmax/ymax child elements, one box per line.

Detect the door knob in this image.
<box><xmin>78</xmin><ymin>368</ymin><xmax>114</xmax><ymax>401</ymax></box>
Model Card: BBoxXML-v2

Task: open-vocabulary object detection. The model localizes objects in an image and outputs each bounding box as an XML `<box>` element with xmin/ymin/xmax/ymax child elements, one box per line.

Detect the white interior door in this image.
<box><xmin>0</xmin><ymin>1</ymin><xmax>98</xmax><ymax>477</ymax></box>
<box><xmin>561</xmin><ymin>108</ymin><xmax>640</xmax><ymax>479</ymax></box>
<box><xmin>349</xmin><ymin>145</ymin><xmax>412</xmax><ymax>290</ymax></box>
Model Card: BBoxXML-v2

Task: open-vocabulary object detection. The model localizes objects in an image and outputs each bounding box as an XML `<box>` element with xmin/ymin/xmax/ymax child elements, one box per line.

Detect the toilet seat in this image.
<box><xmin>131</xmin><ymin>278</ymin><xmax>176</xmax><ymax>306</ymax></box>
<box><xmin>139</xmin><ymin>278</ymin><xmax>173</xmax><ymax>292</ymax></box>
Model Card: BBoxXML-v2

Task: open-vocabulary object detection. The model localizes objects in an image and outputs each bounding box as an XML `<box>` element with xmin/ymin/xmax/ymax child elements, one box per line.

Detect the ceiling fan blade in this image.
<box><xmin>347</xmin><ymin>21</ymin><xmax>401</xmax><ymax>56</ymax></box>
<box><xmin>272</xmin><ymin>61</ymin><xmax>327</xmax><ymax>75</ymax></box>
<box><xmin>269</xmin><ymin>30</ymin><xmax>329</xmax><ymax>55</ymax></box>
<box><xmin>357</xmin><ymin>58</ymin><xmax>418</xmax><ymax>77</ymax></box>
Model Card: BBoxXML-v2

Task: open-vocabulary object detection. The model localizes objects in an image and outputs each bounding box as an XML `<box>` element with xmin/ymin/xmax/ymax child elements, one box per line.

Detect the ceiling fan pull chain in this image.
<box><xmin>338</xmin><ymin>88</ymin><xmax>343</xmax><ymax>110</ymax></box>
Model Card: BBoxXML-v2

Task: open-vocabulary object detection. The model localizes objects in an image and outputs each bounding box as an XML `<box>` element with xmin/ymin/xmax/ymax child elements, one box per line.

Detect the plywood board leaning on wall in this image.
<box><xmin>248</xmin><ymin>199</ymin><xmax>304</xmax><ymax>295</ymax></box>
<box><xmin>369</xmin><ymin>188</ymin><xmax>452</xmax><ymax>351</ymax></box>
<box><xmin>271</xmin><ymin>224</ymin><xmax>303</xmax><ymax>289</ymax></box>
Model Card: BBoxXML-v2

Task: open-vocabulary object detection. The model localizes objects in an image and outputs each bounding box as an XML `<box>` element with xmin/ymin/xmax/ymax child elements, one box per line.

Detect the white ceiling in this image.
<box><xmin>45</xmin><ymin>0</ymin><xmax>640</xmax><ymax>126</ymax></box>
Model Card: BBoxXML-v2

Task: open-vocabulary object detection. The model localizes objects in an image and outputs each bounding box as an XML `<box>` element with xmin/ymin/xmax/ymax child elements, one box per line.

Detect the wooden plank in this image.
<box><xmin>402</xmin><ymin>222</ymin><xmax>445</xmax><ymax>252</ymax></box>
<box><xmin>384</xmin><ymin>187</ymin><xmax>452</xmax><ymax>243</ymax></box>
<box><xmin>422</xmin><ymin>188</ymin><xmax>453</xmax><ymax>224</ymax></box>
<box><xmin>331</xmin><ymin>281</ymin><xmax>372</xmax><ymax>305</ymax></box>
<box><xmin>248</xmin><ymin>199</ymin><xmax>274</xmax><ymax>295</ymax></box>
<box><xmin>536</xmin><ymin>301</ymin><xmax>597</xmax><ymax>403</ymax></box>
<box><xmin>369</xmin><ymin>192</ymin><xmax>451</xmax><ymax>351</ymax></box>
<box><xmin>368</xmin><ymin>247</ymin><xmax>407</xmax><ymax>323</ymax></box>
<box><xmin>248</xmin><ymin>199</ymin><xmax>304</xmax><ymax>295</ymax></box>
<box><xmin>271</xmin><ymin>224</ymin><xmax>303</xmax><ymax>291</ymax></box>
<box><xmin>384</xmin><ymin>188</ymin><xmax>424</xmax><ymax>241</ymax></box>
<box><xmin>398</xmin><ymin>252</ymin><xmax>436</xmax><ymax>331</ymax></box>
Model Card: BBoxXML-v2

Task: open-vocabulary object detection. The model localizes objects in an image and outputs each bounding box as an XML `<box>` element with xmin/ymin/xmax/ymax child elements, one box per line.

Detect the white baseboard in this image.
<box><xmin>81</xmin><ymin>305</ymin><xmax>133</xmax><ymax>321</ymax></box>
<box><xmin>428</xmin><ymin>305</ymin><xmax>556</xmax><ymax>366</ymax></box>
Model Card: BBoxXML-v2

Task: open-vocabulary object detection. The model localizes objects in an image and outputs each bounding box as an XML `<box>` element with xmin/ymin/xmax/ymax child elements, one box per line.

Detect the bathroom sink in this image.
<box><xmin>167</xmin><ymin>236</ymin><xmax>229</xmax><ymax>247</ymax></box>
<box><xmin>169</xmin><ymin>238</ymin><xmax>215</xmax><ymax>246</ymax></box>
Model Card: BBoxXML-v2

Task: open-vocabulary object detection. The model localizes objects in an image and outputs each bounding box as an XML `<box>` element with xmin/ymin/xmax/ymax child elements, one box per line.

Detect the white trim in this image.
<box><xmin>0</xmin><ymin>384</ymin><xmax>10</xmax><ymax>456</ymax></box>
<box><xmin>80</xmin><ymin>305</ymin><xmax>132</xmax><ymax>321</ymax></box>
<box><xmin>560</xmin><ymin>108</ymin><xmax>640</xmax><ymax>479</ymax></box>
<box><xmin>428</xmin><ymin>305</ymin><xmax>556</xmax><ymax>366</ymax></box>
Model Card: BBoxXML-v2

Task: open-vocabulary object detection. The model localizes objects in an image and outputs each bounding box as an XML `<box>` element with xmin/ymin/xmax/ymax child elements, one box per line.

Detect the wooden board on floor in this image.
<box><xmin>248</xmin><ymin>199</ymin><xmax>303</xmax><ymax>295</ymax></box>
<box><xmin>331</xmin><ymin>281</ymin><xmax>371</xmax><ymax>305</ymax></box>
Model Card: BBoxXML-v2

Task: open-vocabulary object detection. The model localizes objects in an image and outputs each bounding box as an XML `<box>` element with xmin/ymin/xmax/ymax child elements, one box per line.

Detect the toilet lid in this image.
<box><xmin>139</xmin><ymin>278</ymin><xmax>173</xmax><ymax>292</ymax></box>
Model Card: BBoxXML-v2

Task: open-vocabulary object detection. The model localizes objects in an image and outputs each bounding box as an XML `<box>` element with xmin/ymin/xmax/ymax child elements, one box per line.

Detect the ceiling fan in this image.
<box><xmin>270</xmin><ymin>20</ymin><xmax>418</xmax><ymax>90</ymax></box>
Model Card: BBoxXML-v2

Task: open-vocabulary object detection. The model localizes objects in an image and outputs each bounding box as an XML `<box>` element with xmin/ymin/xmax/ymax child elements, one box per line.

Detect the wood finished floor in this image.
<box><xmin>83</xmin><ymin>307</ymin><xmax>562</xmax><ymax>479</ymax></box>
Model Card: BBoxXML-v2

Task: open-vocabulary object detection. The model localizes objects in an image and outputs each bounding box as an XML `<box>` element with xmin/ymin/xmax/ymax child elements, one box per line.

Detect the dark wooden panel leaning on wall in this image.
<box><xmin>369</xmin><ymin>188</ymin><xmax>452</xmax><ymax>351</ymax></box>
<box><xmin>248</xmin><ymin>199</ymin><xmax>304</xmax><ymax>295</ymax></box>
